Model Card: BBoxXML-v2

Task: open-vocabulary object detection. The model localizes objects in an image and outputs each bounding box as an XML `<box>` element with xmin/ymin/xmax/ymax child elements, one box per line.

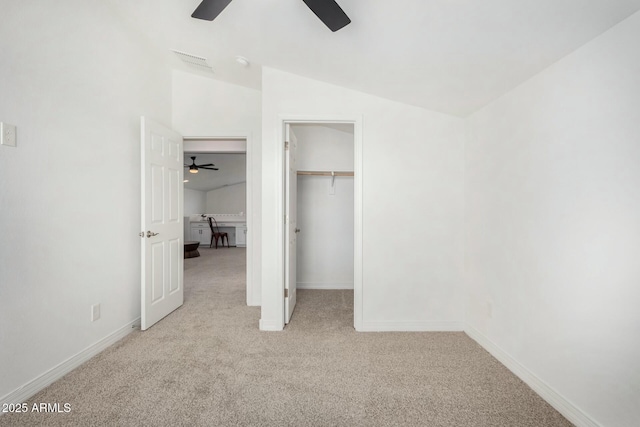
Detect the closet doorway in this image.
<box><xmin>284</xmin><ymin>121</ymin><xmax>360</xmax><ymax>327</ymax></box>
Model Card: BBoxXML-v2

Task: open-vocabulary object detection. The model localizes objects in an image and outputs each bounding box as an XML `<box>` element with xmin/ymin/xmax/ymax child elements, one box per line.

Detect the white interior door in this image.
<box><xmin>284</xmin><ymin>124</ymin><xmax>298</xmax><ymax>324</ymax></box>
<box><xmin>141</xmin><ymin>117</ymin><xmax>184</xmax><ymax>330</ymax></box>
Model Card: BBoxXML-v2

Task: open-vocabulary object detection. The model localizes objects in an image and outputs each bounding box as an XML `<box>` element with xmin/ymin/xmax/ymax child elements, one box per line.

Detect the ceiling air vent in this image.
<box><xmin>171</xmin><ymin>49</ymin><xmax>214</xmax><ymax>73</ymax></box>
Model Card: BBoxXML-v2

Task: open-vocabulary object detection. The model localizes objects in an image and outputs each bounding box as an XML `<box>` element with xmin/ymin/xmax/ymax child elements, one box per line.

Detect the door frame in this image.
<box><xmin>276</xmin><ymin>115</ymin><xmax>363</xmax><ymax>330</ymax></box>
<box><xmin>182</xmin><ymin>132</ymin><xmax>256</xmax><ymax>307</ymax></box>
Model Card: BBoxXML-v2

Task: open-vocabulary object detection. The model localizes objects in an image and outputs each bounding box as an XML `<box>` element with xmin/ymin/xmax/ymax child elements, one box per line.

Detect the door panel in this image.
<box><xmin>151</xmin><ymin>242</ymin><xmax>164</xmax><ymax>302</ymax></box>
<box><xmin>169</xmin><ymin>238</ymin><xmax>180</xmax><ymax>293</ymax></box>
<box><xmin>141</xmin><ymin>117</ymin><xmax>184</xmax><ymax>330</ymax></box>
<box><xmin>169</xmin><ymin>169</ymin><xmax>180</xmax><ymax>221</ymax></box>
<box><xmin>285</xmin><ymin>124</ymin><xmax>298</xmax><ymax>324</ymax></box>
<box><xmin>151</xmin><ymin>166</ymin><xmax>164</xmax><ymax>223</ymax></box>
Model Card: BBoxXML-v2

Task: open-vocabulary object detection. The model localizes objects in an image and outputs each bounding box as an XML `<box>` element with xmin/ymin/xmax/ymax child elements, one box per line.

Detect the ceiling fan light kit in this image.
<box><xmin>191</xmin><ymin>0</ymin><xmax>351</xmax><ymax>32</ymax></box>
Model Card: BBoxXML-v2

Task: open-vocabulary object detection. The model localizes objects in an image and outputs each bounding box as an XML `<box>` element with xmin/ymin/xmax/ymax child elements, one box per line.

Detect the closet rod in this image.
<box><xmin>297</xmin><ymin>171</ymin><xmax>354</xmax><ymax>177</ymax></box>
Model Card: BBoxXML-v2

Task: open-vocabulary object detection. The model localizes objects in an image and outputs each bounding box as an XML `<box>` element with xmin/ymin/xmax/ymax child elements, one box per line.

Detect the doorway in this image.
<box><xmin>182</xmin><ymin>137</ymin><xmax>253</xmax><ymax>305</ymax></box>
<box><xmin>282</xmin><ymin>119</ymin><xmax>362</xmax><ymax>329</ymax></box>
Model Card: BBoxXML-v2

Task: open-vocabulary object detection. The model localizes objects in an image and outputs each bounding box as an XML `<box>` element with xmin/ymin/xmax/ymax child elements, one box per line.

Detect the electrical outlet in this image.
<box><xmin>0</xmin><ymin>122</ymin><xmax>16</xmax><ymax>147</ymax></box>
<box><xmin>91</xmin><ymin>304</ymin><xmax>101</xmax><ymax>322</ymax></box>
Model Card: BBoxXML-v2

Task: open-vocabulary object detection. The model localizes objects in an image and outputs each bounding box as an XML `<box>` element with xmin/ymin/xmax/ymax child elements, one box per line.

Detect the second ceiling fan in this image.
<box><xmin>192</xmin><ymin>0</ymin><xmax>351</xmax><ymax>32</ymax></box>
<box><xmin>185</xmin><ymin>156</ymin><xmax>219</xmax><ymax>174</ymax></box>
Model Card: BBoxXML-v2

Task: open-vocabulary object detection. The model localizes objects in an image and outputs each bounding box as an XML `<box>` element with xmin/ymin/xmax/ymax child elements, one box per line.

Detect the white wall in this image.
<box><xmin>206</xmin><ymin>183</ymin><xmax>246</xmax><ymax>213</ymax></box>
<box><xmin>0</xmin><ymin>1</ymin><xmax>172</xmax><ymax>403</ymax></box>
<box><xmin>293</xmin><ymin>124</ymin><xmax>355</xmax><ymax>289</ymax></box>
<box><xmin>294</xmin><ymin>124</ymin><xmax>354</xmax><ymax>171</ymax></box>
<box><xmin>297</xmin><ymin>177</ymin><xmax>354</xmax><ymax>289</ymax></box>
<box><xmin>184</xmin><ymin>189</ymin><xmax>206</xmax><ymax>215</ymax></box>
<box><xmin>172</xmin><ymin>71</ymin><xmax>262</xmax><ymax>306</ymax></box>
<box><xmin>261</xmin><ymin>68</ymin><xmax>466</xmax><ymax>331</ymax></box>
<box><xmin>465</xmin><ymin>11</ymin><xmax>640</xmax><ymax>427</ymax></box>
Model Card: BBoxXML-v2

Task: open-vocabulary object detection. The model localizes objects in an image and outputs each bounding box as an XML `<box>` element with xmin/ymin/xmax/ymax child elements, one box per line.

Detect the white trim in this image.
<box><xmin>353</xmin><ymin>118</ymin><xmax>363</xmax><ymax>331</ymax></box>
<box><xmin>360</xmin><ymin>321</ymin><xmax>464</xmax><ymax>332</ymax></box>
<box><xmin>270</xmin><ymin>118</ymin><xmax>286</xmax><ymax>331</ymax></box>
<box><xmin>297</xmin><ymin>282</ymin><xmax>354</xmax><ymax>290</ymax></box>
<box><xmin>183</xmin><ymin>138</ymin><xmax>246</xmax><ymax>153</ymax></box>
<box><xmin>183</xmin><ymin>135</ymin><xmax>246</xmax><ymax>140</ymax></box>
<box><xmin>465</xmin><ymin>325</ymin><xmax>601</xmax><ymax>427</ymax></box>
<box><xmin>259</xmin><ymin>319</ymin><xmax>284</xmax><ymax>331</ymax></box>
<box><xmin>0</xmin><ymin>318</ymin><xmax>139</xmax><ymax>407</ymax></box>
<box><xmin>273</xmin><ymin>114</ymin><xmax>364</xmax><ymax>331</ymax></box>
<box><xmin>245</xmin><ymin>132</ymin><xmax>256</xmax><ymax>306</ymax></box>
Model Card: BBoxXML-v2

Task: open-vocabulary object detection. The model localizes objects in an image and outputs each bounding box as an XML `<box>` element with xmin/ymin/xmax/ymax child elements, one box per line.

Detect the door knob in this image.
<box><xmin>146</xmin><ymin>231</ymin><xmax>159</xmax><ymax>238</ymax></box>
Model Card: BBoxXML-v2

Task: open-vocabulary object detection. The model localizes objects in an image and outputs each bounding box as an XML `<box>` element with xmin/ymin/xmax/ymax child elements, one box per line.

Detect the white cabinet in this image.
<box><xmin>190</xmin><ymin>222</ymin><xmax>211</xmax><ymax>246</ymax></box>
<box><xmin>189</xmin><ymin>218</ymin><xmax>246</xmax><ymax>247</ymax></box>
<box><xmin>236</xmin><ymin>225</ymin><xmax>247</xmax><ymax>247</ymax></box>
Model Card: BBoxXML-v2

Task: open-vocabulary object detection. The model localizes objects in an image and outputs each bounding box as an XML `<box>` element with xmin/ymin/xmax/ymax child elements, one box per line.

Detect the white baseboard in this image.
<box><xmin>0</xmin><ymin>318</ymin><xmax>140</xmax><ymax>407</ymax></box>
<box><xmin>464</xmin><ymin>325</ymin><xmax>600</xmax><ymax>427</ymax></box>
<box><xmin>297</xmin><ymin>282</ymin><xmax>354</xmax><ymax>290</ymax></box>
<box><xmin>359</xmin><ymin>320</ymin><xmax>463</xmax><ymax>332</ymax></box>
<box><xmin>259</xmin><ymin>319</ymin><xmax>283</xmax><ymax>331</ymax></box>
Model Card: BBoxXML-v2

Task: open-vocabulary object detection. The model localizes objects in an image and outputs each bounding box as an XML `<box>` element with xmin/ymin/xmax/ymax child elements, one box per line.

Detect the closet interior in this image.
<box><xmin>291</xmin><ymin>123</ymin><xmax>355</xmax><ymax>296</ymax></box>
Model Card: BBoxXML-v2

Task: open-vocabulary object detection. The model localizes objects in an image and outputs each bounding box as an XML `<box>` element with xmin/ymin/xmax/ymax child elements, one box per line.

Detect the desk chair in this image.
<box><xmin>208</xmin><ymin>217</ymin><xmax>230</xmax><ymax>249</ymax></box>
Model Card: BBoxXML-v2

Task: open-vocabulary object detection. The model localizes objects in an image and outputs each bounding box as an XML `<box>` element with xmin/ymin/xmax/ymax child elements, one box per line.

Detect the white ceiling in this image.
<box><xmin>108</xmin><ymin>0</ymin><xmax>640</xmax><ymax>117</ymax></box>
<box><xmin>183</xmin><ymin>153</ymin><xmax>246</xmax><ymax>192</ymax></box>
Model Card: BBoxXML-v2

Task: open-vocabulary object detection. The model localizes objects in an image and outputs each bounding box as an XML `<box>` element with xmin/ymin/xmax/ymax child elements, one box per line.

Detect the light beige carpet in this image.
<box><xmin>0</xmin><ymin>247</ymin><xmax>572</xmax><ymax>426</ymax></box>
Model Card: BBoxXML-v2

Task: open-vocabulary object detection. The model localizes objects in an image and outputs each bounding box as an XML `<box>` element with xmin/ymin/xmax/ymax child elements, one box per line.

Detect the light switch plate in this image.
<box><xmin>1</xmin><ymin>122</ymin><xmax>17</xmax><ymax>147</ymax></box>
<box><xmin>91</xmin><ymin>304</ymin><xmax>101</xmax><ymax>322</ymax></box>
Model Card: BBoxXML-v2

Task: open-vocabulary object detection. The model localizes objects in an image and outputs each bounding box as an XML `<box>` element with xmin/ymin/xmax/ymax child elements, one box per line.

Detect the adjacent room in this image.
<box><xmin>1</xmin><ymin>1</ymin><xmax>639</xmax><ymax>426</ymax></box>
<box><xmin>183</xmin><ymin>150</ymin><xmax>248</xmax><ymax>300</ymax></box>
<box><xmin>183</xmin><ymin>152</ymin><xmax>247</xmax><ymax>247</ymax></box>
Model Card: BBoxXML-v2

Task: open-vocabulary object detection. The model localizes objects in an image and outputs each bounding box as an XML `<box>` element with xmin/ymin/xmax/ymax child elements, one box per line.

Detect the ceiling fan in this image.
<box><xmin>185</xmin><ymin>156</ymin><xmax>219</xmax><ymax>174</ymax></box>
<box><xmin>191</xmin><ymin>0</ymin><xmax>351</xmax><ymax>32</ymax></box>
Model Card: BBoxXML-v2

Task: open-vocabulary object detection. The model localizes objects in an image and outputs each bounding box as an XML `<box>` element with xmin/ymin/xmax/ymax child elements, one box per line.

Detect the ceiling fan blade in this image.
<box><xmin>301</xmin><ymin>0</ymin><xmax>351</xmax><ymax>32</ymax></box>
<box><xmin>200</xmin><ymin>166</ymin><xmax>219</xmax><ymax>170</ymax></box>
<box><xmin>196</xmin><ymin>163</ymin><xmax>215</xmax><ymax>167</ymax></box>
<box><xmin>191</xmin><ymin>0</ymin><xmax>233</xmax><ymax>21</ymax></box>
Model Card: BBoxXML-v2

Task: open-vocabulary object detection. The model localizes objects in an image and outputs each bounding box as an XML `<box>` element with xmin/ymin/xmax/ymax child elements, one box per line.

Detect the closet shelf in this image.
<box><xmin>297</xmin><ymin>170</ymin><xmax>354</xmax><ymax>177</ymax></box>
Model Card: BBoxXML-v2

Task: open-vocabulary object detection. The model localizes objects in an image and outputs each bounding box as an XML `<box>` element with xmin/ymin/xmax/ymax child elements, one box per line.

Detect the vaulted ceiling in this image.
<box><xmin>108</xmin><ymin>0</ymin><xmax>640</xmax><ymax>116</ymax></box>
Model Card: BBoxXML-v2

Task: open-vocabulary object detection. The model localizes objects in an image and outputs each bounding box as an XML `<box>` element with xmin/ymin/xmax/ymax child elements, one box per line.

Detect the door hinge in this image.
<box><xmin>285</xmin><ymin>140</ymin><xmax>289</xmax><ymax>150</ymax></box>
<box><xmin>284</xmin><ymin>289</ymin><xmax>289</xmax><ymax>298</ymax></box>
